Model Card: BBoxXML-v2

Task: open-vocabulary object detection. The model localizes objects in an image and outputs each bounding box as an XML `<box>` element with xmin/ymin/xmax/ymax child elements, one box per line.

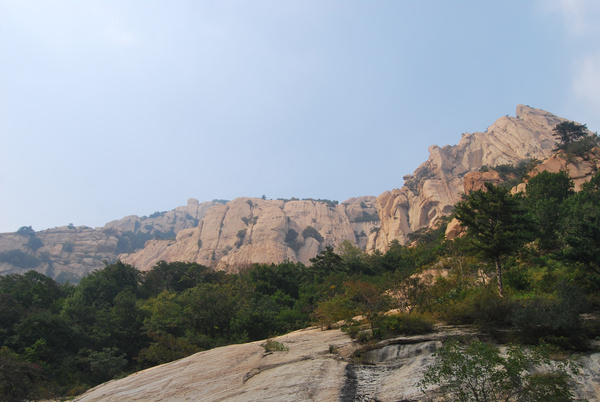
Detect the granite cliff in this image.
<box><xmin>0</xmin><ymin>200</ymin><xmax>219</xmax><ymax>281</ymax></box>
<box><xmin>369</xmin><ymin>104</ymin><xmax>561</xmax><ymax>251</ymax></box>
<box><xmin>121</xmin><ymin>196</ymin><xmax>379</xmax><ymax>272</ymax></box>
<box><xmin>0</xmin><ymin>105</ymin><xmax>574</xmax><ymax>279</ymax></box>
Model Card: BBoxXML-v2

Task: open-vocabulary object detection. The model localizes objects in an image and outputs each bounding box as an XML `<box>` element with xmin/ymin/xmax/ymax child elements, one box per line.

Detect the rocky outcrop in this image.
<box><xmin>513</xmin><ymin>147</ymin><xmax>600</xmax><ymax>193</ymax></box>
<box><xmin>0</xmin><ymin>226</ymin><xmax>120</xmax><ymax>282</ymax></box>
<box><xmin>369</xmin><ymin>105</ymin><xmax>562</xmax><ymax>251</ymax></box>
<box><xmin>72</xmin><ymin>325</ymin><xmax>600</xmax><ymax>401</ymax></box>
<box><xmin>102</xmin><ymin>198</ymin><xmax>218</xmax><ymax>236</ymax></box>
<box><xmin>73</xmin><ymin>327</ymin><xmax>356</xmax><ymax>402</ymax></box>
<box><xmin>121</xmin><ymin>197</ymin><xmax>380</xmax><ymax>272</ymax></box>
<box><xmin>0</xmin><ymin>199</ymin><xmax>220</xmax><ymax>281</ymax></box>
<box><xmin>0</xmin><ymin>196</ymin><xmax>380</xmax><ymax>279</ymax></box>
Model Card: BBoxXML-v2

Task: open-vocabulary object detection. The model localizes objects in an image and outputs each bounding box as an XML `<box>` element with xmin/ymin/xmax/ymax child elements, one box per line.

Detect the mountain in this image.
<box><xmin>0</xmin><ymin>105</ymin><xmax>570</xmax><ymax>280</ymax></box>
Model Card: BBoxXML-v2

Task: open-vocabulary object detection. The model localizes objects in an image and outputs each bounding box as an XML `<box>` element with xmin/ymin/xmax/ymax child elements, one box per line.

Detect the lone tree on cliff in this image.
<box><xmin>455</xmin><ymin>182</ymin><xmax>534</xmax><ymax>297</ymax></box>
<box><xmin>553</xmin><ymin>121</ymin><xmax>588</xmax><ymax>148</ymax></box>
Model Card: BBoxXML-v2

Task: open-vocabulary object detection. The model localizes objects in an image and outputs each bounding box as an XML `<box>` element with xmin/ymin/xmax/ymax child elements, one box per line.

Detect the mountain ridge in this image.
<box><xmin>0</xmin><ymin>105</ymin><xmax>575</xmax><ymax>280</ymax></box>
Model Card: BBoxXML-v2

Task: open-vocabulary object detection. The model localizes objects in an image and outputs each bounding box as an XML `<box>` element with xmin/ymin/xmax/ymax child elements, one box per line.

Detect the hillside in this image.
<box><xmin>0</xmin><ymin>105</ymin><xmax>569</xmax><ymax>280</ymax></box>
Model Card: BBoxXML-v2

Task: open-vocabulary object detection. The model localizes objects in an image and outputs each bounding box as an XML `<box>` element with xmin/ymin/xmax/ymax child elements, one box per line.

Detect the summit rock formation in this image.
<box><xmin>368</xmin><ymin>105</ymin><xmax>561</xmax><ymax>251</ymax></box>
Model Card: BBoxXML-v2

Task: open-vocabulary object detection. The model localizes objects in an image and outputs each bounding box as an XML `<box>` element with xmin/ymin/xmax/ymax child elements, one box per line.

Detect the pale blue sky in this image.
<box><xmin>1</xmin><ymin>0</ymin><xmax>599</xmax><ymax>232</ymax></box>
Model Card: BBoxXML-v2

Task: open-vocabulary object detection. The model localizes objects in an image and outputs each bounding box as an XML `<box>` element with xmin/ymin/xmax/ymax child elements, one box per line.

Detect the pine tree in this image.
<box><xmin>455</xmin><ymin>182</ymin><xmax>533</xmax><ymax>297</ymax></box>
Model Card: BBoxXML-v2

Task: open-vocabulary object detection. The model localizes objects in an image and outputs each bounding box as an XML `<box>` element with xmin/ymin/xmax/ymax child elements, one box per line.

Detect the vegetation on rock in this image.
<box><xmin>418</xmin><ymin>340</ymin><xmax>578</xmax><ymax>401</ymax></box>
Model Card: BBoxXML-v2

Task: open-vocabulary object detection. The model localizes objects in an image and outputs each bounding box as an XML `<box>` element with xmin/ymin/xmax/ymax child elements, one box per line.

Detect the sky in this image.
<box><xmin>1</xmin><ymin>0</ymin><xmax>599</xmax><ymax>233</ymax></box>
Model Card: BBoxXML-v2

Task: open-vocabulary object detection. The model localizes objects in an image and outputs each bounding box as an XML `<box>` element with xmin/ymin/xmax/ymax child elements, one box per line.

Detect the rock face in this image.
<box><xmin>515</xmin><ymin>147</ymin><xmax>600</xmax><ymax>192</ymax></box>
<box><xmin>72</xmin><ymin>326</ymin><xmax>600</xmax><ymax>401</ymax></box>
<box><xmin>121</xmin><ymin>197</ymin><xmax>380</xmax><ymax>272</ymax></box>
<box><xmin>0</xmin><ymin>197</ymin><xmax>379</xmax><ymax>279</ymax></box>
<box><xmin>73</xmin><ymin>327</ymin><xmax>355</xmax><ymax>402</ymax></box>
<box><xmin>0</xmin><ymin>226</ymin><xmax>120</xmax><ymax>282</ymax></box>
<box><xmin>369</xmin><ymin>105</ymin><xmax>561</xmax><ymax>251</ymax></box>
<box><xmin>0</xmin><ymin>199</ymin><xmax>220</xmax><ymax>281</ymax></box>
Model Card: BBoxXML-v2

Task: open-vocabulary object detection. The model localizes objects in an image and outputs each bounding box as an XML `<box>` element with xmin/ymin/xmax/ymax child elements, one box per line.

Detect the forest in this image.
<box><xmin>2</xmin><ymin>135</ymin><xmax>600</xmax><ymax>400</ymax></box>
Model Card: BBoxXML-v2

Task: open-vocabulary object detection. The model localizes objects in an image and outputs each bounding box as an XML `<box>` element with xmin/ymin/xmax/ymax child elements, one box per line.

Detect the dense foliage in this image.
<box><xmin>2</xmin><ymin>155</ymin><xmax>600</xmax><ymax>400</ymax></box>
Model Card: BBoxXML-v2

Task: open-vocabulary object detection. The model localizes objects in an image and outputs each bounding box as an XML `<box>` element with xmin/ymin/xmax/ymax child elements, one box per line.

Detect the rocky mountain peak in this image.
<box><xmin>369</xmin><ymin>105</ymin><xmax>562</xmax><ymax>251</ymax></box>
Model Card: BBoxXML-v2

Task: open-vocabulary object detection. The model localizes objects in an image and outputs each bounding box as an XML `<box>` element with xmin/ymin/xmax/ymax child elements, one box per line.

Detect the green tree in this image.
<box><xmin>343</xmin><ymin>280</ymin><xmax>392</xmax><ymax>332</ymax></box>
<box><xmin>0</xmin><ymin>347</ymin><xmax>42</xmax><ymax>401</ymax></box>
<box><xmin>552</xmin><ymin>121</ymin><xmax>599</xmax><ymax>157</ymax></box>
<box><xmin>562</xmin><ymin>172</ymin><xmax>600</xmax><ymax>277</ymax></box>
<box><xmin>16</xmin><ymin>226</ymin><xmax>35</xmax><ymax>236</ymax></box>
<box><xmin>455</xmin><ymin>182</ymin><xmax>534</xmax><ymax>297</ymax></box>
<box><xmin>309</xmin><ymin>246</ymin><xmax>343</xmax><ymax>275</ymax></box>
<box><xmin>553</xmin><ymin>121</ymin><xmax>588</xmax><ymax>149</ymax></box>
<box><xmin>524</xmin><ymin>171</ymin><xmax>574</xmax><ymax>252</ymax></box>
<box><xmin>76</xmin><ymin>261</ymin><xmax>141</xmax><ymax>309</ymax></box>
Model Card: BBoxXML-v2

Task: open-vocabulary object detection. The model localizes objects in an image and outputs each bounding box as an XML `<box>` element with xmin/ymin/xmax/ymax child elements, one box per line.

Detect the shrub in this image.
<box><xmin>16</xmin><ymin>226</ymin><xmax>35</xmax><ymax>236</ymax></box>
<box><xmin>511</xmin><ymin>286</ymin><xmax>588</xmax><ymax>349</ymax></box>
<box><xmin>353</xmin><ymin>212</ymin><xmax>379</xmax><ymax>223</ymax></box>
<box><xmin>263</xmin><ymin>339</ymin><xmax>288</xmax><ymax>352</ymax></box>
<box><xmin>373</xmin><ymin>313</ymin><xmax>434</xmax><ymax>338</ymax></box>
<box><xmin>302</xmin><ymin>226</ymin><xmax>324</xmax><ymax>243</ymax></box>
<box><xmin>0</xmin><ymin>250</ymin><xmax>40</xmax><ymax>268</ymax></box>
<box><xmin>0</xmin><ymin>346</ymin><xmax>43</xmax><ymax>401</ymax></box>
<box><xmin>439</xmin><ymin>288</ymin><xmax>516</xmax><ymax>333</ymax></box>
<box><xmin>27</xmin><ymin>236</ymin><xmax>43</xmax><ymax>251</ymax></box>
<box><xmin>284</xmin><ymin>229</ymin><xmax>300</xmax><ymax>252</ymax></box>
<box><xmin>341</xmin><ymin>319</ymin><xmax>361</xmax><ymax>339</ymax></box>
<box><xmin>314</xmin><ymin>294</ymin><xmax>354</xmax><ymax>329</ymax></box>
<box><xmin>418</xmin><ymin>340</ymin><xmax>578</xmax><ymax>401</ymax></box>
<box><xmin>234</xmin><ymin>229</ymin><xmax>247</xmax><ymax>248</ymax></box>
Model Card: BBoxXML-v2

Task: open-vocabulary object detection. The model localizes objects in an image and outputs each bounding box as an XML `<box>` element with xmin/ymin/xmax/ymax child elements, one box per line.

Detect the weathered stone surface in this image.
<box><xmin>0</xmin><ymin>200</ymin><xmax>219</xmax><ymax>281</ymax></box>
<box><xmin>463</xmin><ymin>170</ymin><xmax>503</xmax><ymax>193</ymax></box>
<box><xmin>0</xmin><ymin>226</ymin><xmax>119</xmax><ymax>282</ymax></box>
<box><xmin>369</xmin><ymin>105</ymin><xmax>562</xmax><ymax>251</ymax></box>
<box><xmin>444</xmin><ymin>218</ymin><xmax>464</xmax><ymax>241</ymax></box>
<box><xmin>121</xmin><ymin>197</ymin><xmax>380</xmax><ymax>272</ymax></box>
<box><xmin>103</xmin><ymin>199</ymin><xmax>217</xmax><ymax>235</ymax></box>
<box><xmin>73</xmin><ymin>327</ymin><xmax>355</xmax><ymax>402</ymax></box>
<box><xmin>526</xmin><ymin>147</ymin><xmax>600</xmax><ymax>191</ymax></box>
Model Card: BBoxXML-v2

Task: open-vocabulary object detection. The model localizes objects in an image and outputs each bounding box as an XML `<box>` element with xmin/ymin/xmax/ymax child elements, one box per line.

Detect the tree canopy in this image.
<box><xmin>455</xmin><ymin>182</ymin><xmax>534</xmax><ymax>296</ymax></box>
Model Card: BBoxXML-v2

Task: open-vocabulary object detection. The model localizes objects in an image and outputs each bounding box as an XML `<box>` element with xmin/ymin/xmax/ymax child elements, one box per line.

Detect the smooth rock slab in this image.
<box><xmin>73</xmin><ymin>327</ymin><xmax>354</xmax><ymax>402</ymax></box>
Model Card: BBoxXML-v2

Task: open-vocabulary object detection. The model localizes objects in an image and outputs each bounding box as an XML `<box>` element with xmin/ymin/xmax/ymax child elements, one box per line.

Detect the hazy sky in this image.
<box><xmin>1</xmin><ymin>1</ymin><xmax>599</xmax><ymax>233</ymax></box>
